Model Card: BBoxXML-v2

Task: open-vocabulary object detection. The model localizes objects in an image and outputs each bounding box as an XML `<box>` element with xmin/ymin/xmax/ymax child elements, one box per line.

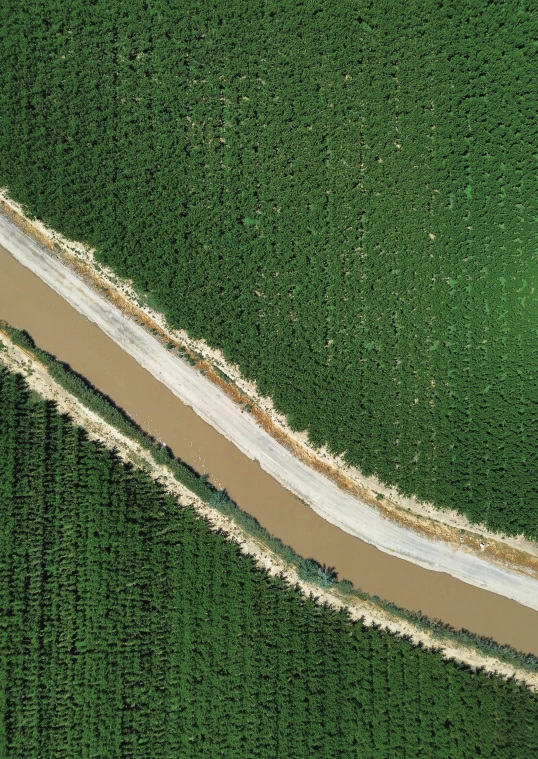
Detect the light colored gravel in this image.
<box><xmin>2</xmin><ymin>332</ymin><xmax>537</xmax><ymax>692</ymax></box>
<box><xmin>3</xmin><ymin>190</ymin><xmax>537</xmax><ymax>566</ymax></box>
<box><xmin>1</xmin><ymin>212</ymin><xmax>538</xmax><ymax>612</ymax></box>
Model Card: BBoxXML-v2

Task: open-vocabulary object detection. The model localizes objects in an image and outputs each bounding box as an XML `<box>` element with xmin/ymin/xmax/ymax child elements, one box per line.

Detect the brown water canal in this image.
<box><xmin>1</xmin><ymin>242</ymin><xmax>538</xmax><ymax>655</ymax></box>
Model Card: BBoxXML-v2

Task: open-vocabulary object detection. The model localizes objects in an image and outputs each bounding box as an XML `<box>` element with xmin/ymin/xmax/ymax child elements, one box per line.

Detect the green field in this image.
<box><xmin>1</xmin><ymin>1</ymin><xmax>538</xmax><ymax>539</ymax></box>
<box><xmin>1</xmin><ymin>364</ymin><xmax>538</xmax><ymax>758</ymax></box>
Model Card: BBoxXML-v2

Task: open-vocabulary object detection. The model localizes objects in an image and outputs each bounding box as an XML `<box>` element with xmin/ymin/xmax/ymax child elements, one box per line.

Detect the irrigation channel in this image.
<box><xmin>1</xmin><ymin>241</ymin><xmax>538</xmax><ymax>655</ymax></box>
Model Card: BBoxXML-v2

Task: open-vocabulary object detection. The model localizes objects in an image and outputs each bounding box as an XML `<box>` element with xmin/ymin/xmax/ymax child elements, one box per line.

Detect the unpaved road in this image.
<box><xmin>1</xmin><ymin>213</ymin><xmax>538</xmax><ymax>614</ymax></box>
<box><xmin>3</xmin><ymin>332</ymin><xmax>537</xmax><ymax>688</ymax></box>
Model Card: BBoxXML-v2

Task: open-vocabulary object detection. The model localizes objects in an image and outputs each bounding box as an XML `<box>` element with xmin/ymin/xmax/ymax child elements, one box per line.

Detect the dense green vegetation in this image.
<box><xmin>1</xmin><ymin>365</ymin><xmax>538</xmax><ymax>758</ymax></box>
<box><xmin>4</xmin><ymin>322</ymin><xmax>538</xmax><ymax>675</ymax></box>
<box><xmin>1</xmin><ymin>1</ymin><xmax>538</xmax><ymax>540</ymax></box>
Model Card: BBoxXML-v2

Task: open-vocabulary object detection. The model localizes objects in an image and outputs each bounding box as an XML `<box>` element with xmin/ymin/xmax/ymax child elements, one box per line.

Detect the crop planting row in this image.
<box><xmin>1</xmin><ymin>365</ymin><xmax>538</xmax><ymax>758</ymax></box>
<box><xmin>1</xmin><ymin>1</ymin><xmax>537</xmax><ymax>537</ymax></box>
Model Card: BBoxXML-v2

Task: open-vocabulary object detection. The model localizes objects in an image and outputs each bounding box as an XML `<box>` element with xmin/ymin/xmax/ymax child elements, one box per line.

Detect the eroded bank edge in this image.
<box><xmin>1</xmin><ymin>194</ymin><xmax>537</xmax><ymax>579</ymax></box>
<box><xmin>1</xmin><ymin>325</ymin><xmax>538</xmax><ymax>689</ymax></box>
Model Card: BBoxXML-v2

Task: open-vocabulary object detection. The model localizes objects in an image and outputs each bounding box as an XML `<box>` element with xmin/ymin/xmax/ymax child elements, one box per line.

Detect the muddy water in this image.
<box><xmin>1</xmin><ymin>243</ymin><xmax>538</xmax><ymax>655</ymax></box>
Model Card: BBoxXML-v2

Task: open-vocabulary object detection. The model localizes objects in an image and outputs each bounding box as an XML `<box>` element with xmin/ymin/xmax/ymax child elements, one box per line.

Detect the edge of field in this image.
<box><xmin>1</xmin><ymin>191</ymin><xmax>538</xmax><ymax>580</ymax></box>
<box><xmin>2</xmin><ymin>328</ymin><xmax>538</xmax><ymax>693</ymax></box>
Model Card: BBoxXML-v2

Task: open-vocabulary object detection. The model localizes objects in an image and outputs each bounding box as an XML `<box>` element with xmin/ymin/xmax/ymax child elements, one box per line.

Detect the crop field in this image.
<box><xmin>0</xmin><ymin>364</ymin><xmax>538</xmax><ymax>758</ymax></box>
<box><xmin>1</xmin><ymin>2</ymin><xmax>538</xmax><ymax>538</ymax></box>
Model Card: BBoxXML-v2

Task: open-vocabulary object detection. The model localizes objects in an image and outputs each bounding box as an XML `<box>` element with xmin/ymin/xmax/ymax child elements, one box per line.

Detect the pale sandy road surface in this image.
<box><xmin>3</xmin><ymin>332</ymin><xmax>537</xmax><ymax>690</ymax></box>
<box><xmin>1</xmin><ymin>213</ymin><xmax>538</xmax><ymax>611</ymax></box>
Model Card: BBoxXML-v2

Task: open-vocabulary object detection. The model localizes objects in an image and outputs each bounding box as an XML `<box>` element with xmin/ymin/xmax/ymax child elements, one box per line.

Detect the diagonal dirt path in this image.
<box><xmin>2</xmin><ymin>331</ymin><xmax>537</xmax><ymax>690</ymax></box>
<box><xmin>1</xmin><ymin>212</ymin><xmax>538</xmax><ymax>615</ymax></box>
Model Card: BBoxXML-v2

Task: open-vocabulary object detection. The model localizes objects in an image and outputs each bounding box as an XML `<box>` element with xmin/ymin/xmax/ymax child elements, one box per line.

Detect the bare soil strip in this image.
<box><xmin>1</xmin><ymin>198</ymin><xmax>538</xmax><ymax>613</ymax></box>
<box><xmin>4</xmin><ymin>239</ymin><xmax>538</xmax><ymax>655</ymax></box>
<box><xmin>1</xmin><ymin>193</ymin><xmax>537</xmax><ymax>572</ymax></box>
<box><xmin>1</xmin><ymin>331</ymin><xmax>537</xmax><ymax>693</ymax></box>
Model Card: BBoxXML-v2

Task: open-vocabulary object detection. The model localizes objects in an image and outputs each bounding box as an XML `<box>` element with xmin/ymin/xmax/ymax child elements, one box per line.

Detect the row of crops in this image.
<box><xmin>1</xmin><ymin>363</ymin><xmax>538</xmax><ymax>758</ymax></box>
<box><xmin>4</xmin><ymin>322</ymin><xmax>538</xmax><ymax>674</ymax></box>
<box><xmin>1</xmin><ymin>1</ymin><xmax>538</xmax><ymax>538</ymax></box>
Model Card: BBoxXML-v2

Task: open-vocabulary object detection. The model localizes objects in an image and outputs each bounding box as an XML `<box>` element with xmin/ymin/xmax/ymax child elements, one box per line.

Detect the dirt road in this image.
<box><xmin>3</xmin><ymin>331</ymin><xmax>537</xmax><ymax>686</ymax></box>
<box><xmin>1</xmin><ymin>212</ymin><xmax>538</xmax><ymax>614</ymax></box>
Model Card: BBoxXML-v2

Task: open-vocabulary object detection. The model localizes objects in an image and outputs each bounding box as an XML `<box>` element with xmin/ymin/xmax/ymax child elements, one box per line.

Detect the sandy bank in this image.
<box><xmin>2</xmin><ymin>331</ymin><xmax>537</xmax><ymax>692</ymax></box>
<box><xmin>1</xmin><ymin>213</ymin><xmax>538</xmax><ymax>614</ymax></box>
